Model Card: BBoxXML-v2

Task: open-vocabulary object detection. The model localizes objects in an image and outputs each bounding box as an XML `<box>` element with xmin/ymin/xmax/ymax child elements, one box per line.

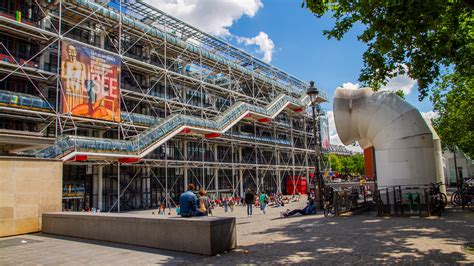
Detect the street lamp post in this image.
<box><xmin>307</xmin><ymin>81</ymin><xmax>324</xmax><ymax>210</ymax></box>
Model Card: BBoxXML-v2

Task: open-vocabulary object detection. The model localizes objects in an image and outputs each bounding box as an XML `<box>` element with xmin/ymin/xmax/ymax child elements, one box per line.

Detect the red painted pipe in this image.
<box><xmin>204</xmin><ymin>133</ymin><xmax>221</xmax><ymax>138</ymax></box>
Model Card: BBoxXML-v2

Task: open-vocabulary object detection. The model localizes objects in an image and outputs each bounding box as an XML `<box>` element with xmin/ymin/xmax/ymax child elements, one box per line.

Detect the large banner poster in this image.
<box><xmin>61</xmin><ymin>40</ymin><xmax>121</xmax><ymax>122</ymax></box>
<box><xmin>320</xmin><ymin>113</ymin><xmax>330</xmax><ymax>149</ymax></box>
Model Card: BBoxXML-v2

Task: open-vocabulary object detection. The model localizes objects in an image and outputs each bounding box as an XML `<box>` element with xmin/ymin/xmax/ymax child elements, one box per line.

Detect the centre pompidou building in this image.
<box><xmin>0</xmin><ymin>0</ymin><xmax>328</xmax><ymax>212</ymax></box>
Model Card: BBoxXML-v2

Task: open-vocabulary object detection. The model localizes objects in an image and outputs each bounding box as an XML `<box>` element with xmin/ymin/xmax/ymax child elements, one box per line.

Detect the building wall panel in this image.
<box><xmin>0</xmin><ymin>158</ymin><xmax>62</xmax><ymax>237</ymax></box>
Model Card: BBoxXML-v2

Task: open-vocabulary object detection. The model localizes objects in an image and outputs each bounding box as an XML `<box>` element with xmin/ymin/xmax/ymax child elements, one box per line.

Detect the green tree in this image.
<box><xmin>432</xmin><ymin>73</ymin><xmax>474</xmax><ymax>158</ymax></box>
<box><xmin>339</xmin><ymin>156</ymin><xmax>350</xmax><ymax>174</ymax></box>
<box><xmin>394</xmin><ymin>90</ymin><xmax>405</xmax><ymax>99</ymax></box>
<box><xmin>350</xmin><ymin>154</ymin><xmax>365</xmax><ymax>176</ymax></box>
<box><xmin>328</xmin><ymin>153</ymin><xmax>343</xmax><ymax>172</ymax></box>
<box><xmin>334</xmin><ymin>154</ymin><xmax>365</xmax><ymax>175</ymax></box>
<box><xmin>303</xmin><ymin>0</ymin><xmax>473</xmax><ymax>156</ymax></box>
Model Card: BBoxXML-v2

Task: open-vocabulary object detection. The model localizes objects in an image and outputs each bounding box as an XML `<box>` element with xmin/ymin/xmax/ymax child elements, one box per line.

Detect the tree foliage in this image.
<box><xmin>303</xmin><ymin>0</ymin><xmax>473</xmax><ymax>156</ymax></box>
<box><xmin>327</xmin><ymin>154</ymin><xmax>342</xmax><ymax>172</ymax></box>
<box><xmin>303</xmin><ymin>0</ymin><xmax>473</xmax><ymax>99</ymax></box>
<box><xmin>432</xmin><ymin>73</ymin><xmax>474</xmax><ymax>158</ymax></box>
<box><xmin>328</xmin><ymin>153</ymin><xmax>365</xmax><ymax>175</ymax></box>
<box><xmin>394</xmin><ymin>90</ymin><xmax>405</xmax><ymax>99</ymax></box>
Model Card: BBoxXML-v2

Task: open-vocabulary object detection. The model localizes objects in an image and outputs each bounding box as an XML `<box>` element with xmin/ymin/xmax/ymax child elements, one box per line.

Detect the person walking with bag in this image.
<box><xmin>260</xmin><ymin>191</ymin><xmax>269</xmax><ymax>214</ymax></box>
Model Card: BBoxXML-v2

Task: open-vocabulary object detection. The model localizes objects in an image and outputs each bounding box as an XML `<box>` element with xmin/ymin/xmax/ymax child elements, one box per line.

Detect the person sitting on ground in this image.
<box><xmin>275</xmin><ymin>198</ymin><xmax>282</xmax><ymax>207</ymax></box>
<box><xmin>179</xmin><ymin>183</ymin><xmax>203</xmax><ymax>217</ymax></box>
<box><xmin>198</xmin><ymin>189</ymin><xmax>212</xmax><ymax>216</ymax></box>
<box><xmin>283</xmin><ymin>199</ymin><xmax>316</xmax><ymax>218</ymax></box>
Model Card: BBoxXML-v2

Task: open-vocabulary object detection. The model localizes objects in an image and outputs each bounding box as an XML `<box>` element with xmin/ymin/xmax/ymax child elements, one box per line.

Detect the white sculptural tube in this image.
<box><xmin>426</xmin><ymin>119</ymin><xmax>446</xmax><ymax>194</ymax></box>
<box><xmin>333</xmin><ymin>88</ymin><xmax>444</xmax><ymax>189</ymax></box>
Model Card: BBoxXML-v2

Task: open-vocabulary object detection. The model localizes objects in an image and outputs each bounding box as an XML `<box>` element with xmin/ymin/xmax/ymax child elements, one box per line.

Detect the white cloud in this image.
<box><xmin>236</xmin><ymin>32</ymin><xmax>275</xmax><ymax>63</ymax></box>
<box><xmin>143</xmin><ymin>0</ymin><xmax>274</xmax><ymax>63</ymax></box>
<box><xmin>327</xmin><ymin>111</ymin><xmax>343</xmax><ymax>146</ymax></box>
<box><xmin>381</xmin><ymin>65</ymin><xmax>417</xmax><ymax>95</ymax></box>
<box><xmin>336</xmin><ymin>82</ymin><xmax>360</xmax><ymax>90</ymax></box>
<box><xmin>421</xmin><ymin>111</ymin><xmax>439</xmax><ymax>122</ymax></box>
<box><xmin>381</xmin><ymin>74</ymin><xmax>417</xmax><ymax>95</ymax></box>
<box><xmin>144</xmin><ymin>0</ymin><xmax>263</xmax><ymax>37</ymax></box>
<box><xmin>327</xmin><ymin>111</ymin><xmax>363</xmax><ymax>153</ymax></box>
<box><xmin>337</xmin><ymin>66</ymin><xmax>417</xmax><ymax>95</ymax></box>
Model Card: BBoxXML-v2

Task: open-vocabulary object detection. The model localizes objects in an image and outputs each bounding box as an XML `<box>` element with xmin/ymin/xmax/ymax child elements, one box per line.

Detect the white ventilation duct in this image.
<box><xmin>333</xmin><ymin>88</ymin><xmax>444</xmax><ymax>189</ymax></box>
<box><xmin>425</xmin><ymin>119</ymin><xmax>446</xmax><ymax>193</ymax></box>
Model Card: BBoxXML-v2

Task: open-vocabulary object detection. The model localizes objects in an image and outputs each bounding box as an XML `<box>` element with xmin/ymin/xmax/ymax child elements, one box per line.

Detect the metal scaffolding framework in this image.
<box><xmin>0</xmin><ymin>0</ymin><xmax>341</xmax><ymax>213</ymax></box>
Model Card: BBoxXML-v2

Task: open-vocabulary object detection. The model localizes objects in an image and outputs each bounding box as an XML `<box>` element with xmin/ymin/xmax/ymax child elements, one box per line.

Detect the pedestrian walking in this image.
<box><xmin>223</xmin><ymin>197</ymin><xmax>229</xmax><ymax>212</ymax></box>
<box><xmin>260</xmin><ymin>191</ymin><xmax>269</xmax><ymax>214</ymax></box>
<box><xmin>245</xmin><ymin>188</ymin><xmax>254</xmax><ymax>216</ymax></box>
<box><xmin>229</xmin><ymin>197</ymin><xmax>234</xmax><ymax>212</ymax></box>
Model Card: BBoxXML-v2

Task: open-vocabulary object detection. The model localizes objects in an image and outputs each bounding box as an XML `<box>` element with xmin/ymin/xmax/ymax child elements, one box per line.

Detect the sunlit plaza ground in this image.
<box><xmin>1</xmin><ymin>200</ymin><xmax>473</xmax><ymax>265</ymax></box>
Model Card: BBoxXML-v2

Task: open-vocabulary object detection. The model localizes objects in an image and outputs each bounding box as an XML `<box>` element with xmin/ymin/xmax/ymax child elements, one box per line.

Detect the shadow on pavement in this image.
<box><xmin>36</xmin><ymin>233</ymin><xmax>203</xmax><ymax>263</ymax></box>
<box><xmin>204</xmin><ymin>207</ymin><xmax>474</xmax><ymax>264</ymax></box>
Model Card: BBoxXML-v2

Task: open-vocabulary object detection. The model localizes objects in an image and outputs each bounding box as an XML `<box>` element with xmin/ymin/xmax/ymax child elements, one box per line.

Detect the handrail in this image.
<box><xmin>36</xmin><ymin>93</ymin><xmax>311</xmax><ymax>160</ymax></box>
<box><xmin>0</xmin><ymin>90</ymin><xmax>54</xmax><ymax>110</ymax></box>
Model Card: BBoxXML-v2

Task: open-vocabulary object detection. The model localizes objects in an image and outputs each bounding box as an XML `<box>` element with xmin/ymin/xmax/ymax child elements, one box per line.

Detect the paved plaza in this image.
<box><xmin>0</xmin><ymin>201</ymin><xmax>473</xmax><ymax>265</ymax></box>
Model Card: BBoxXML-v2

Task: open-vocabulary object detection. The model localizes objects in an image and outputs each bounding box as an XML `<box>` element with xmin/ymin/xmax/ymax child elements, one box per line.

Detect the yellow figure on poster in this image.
<box><xmin>61</xmin><ymin>44</ymin><xmax>86</xmax><ymax>110</ymax></box>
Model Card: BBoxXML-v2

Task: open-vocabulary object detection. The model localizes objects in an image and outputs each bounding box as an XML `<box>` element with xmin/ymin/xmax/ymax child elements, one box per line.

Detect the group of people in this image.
<box><xmin>177</xmin><ymin>183</ymin><xmax>317</xmax><ymax>218</ymax></box>
<box><xmin>244</xmin><ymin>188</ymin><xmax>271</xmax><ymax>216</ymax></box>
<box><xmin>178</xmin><ymin>183</ymin><xmax>213</xmax><ymax>217</ymax></box>
<box><xmin>178</xmin><ymin>184</ymin><xmax>278</xmax><ymax>218</ymax></box>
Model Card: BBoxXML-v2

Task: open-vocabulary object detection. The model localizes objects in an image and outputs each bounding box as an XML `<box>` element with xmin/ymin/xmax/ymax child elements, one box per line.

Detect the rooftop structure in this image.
<box><xmin>324</xmin><ymin>145</ymin><xmax>359</xmax><ymax>156</ymax></box>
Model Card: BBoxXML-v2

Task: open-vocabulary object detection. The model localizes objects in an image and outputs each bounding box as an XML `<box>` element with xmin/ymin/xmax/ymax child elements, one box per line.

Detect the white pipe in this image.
<box><xmin>333</xmin><ymin>88</ymin><xmax>441</xmax><ymax>188</ymax></box>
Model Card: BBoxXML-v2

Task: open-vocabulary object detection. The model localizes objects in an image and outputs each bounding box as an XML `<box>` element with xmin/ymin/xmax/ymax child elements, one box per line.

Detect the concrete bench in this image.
<box><xmin>42</xmin><ymin>212</ymin><xmax>236</xmax><ymax>255</ymax></box>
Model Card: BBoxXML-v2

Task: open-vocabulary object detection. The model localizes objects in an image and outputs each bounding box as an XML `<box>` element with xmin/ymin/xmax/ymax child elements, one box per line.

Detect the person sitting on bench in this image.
<box><xmin>283</xmin><ymin>199</ymin><xmax>316</xmax><ymax>217</ymax></box>
<box><xmin>179</xmin><ymin>183</ymin><xmax>206</xmax><ymax>217</ymax></box>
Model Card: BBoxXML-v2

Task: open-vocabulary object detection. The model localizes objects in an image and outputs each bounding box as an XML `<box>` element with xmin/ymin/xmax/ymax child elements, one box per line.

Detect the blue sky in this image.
<box><xmin>227</xmin><ymin>0</ymin><xmax>434</xmax><ymax>113</ymax></box>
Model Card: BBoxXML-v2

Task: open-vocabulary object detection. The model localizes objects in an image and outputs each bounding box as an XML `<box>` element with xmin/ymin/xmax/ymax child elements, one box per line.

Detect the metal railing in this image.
<box><xmin>373</xmin><ymin>184</ymin><xmax>446</xmax><ymax>217</ymax></box>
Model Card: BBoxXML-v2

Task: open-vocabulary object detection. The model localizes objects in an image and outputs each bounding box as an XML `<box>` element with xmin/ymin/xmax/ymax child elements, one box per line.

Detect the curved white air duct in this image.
<box><xmin>333</xmin><ymin>88</ymin><xmax>444</xmax><ymax>189</ymax></box>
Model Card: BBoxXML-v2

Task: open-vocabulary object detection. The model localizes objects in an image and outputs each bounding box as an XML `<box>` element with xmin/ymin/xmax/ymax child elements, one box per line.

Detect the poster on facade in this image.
<box><xmin>320</xmin><ymin>113</ymin><xmax>330</xmax><ymax>149</ymax></box>
<box><xmin>62</xmin><ymin>181</ymin><xmax>85</xmax><ymax>199</ymax></box>
<box><xmin>60</xmin><ymin>40</ymin><xmax>121</xmax><ymax>122</ymax></box>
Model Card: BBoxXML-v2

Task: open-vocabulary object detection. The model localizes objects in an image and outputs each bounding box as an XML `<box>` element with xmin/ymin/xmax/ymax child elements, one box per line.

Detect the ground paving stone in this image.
<box><xmin>0</xmin><ymin>200</ymin><xmax>473</xmax><ymax>264</ymax></box>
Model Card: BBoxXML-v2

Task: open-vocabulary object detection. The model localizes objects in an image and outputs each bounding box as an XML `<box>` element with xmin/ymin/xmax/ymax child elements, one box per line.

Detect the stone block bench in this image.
<box><xmin>42</xmin><ymin>212</ymin><xmax>236</xmax><ymax>255</ymax></box>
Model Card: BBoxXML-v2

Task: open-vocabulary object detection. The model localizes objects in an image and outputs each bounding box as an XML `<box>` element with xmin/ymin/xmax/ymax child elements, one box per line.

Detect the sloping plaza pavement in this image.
<box><xmin>0</xmin><ymin>201</ymin><xmax>473</xmax><ymax>265</ymax></box>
